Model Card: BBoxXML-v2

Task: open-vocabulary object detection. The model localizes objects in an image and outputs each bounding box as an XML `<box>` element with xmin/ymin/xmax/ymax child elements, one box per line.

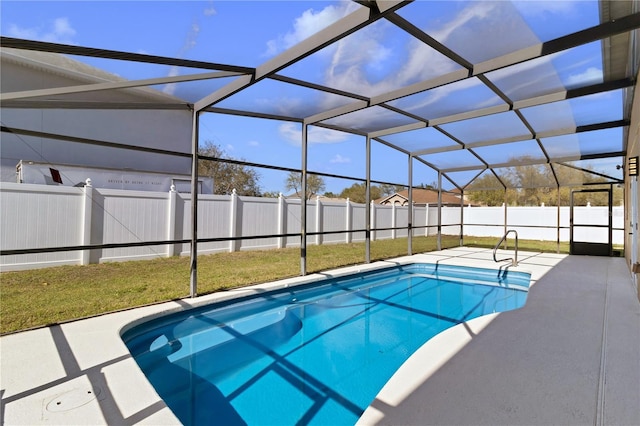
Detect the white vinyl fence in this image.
<box><xmin>0</xmin><ymin>182</ymin><xmax>624</xmax><ymax>271</ymax></box>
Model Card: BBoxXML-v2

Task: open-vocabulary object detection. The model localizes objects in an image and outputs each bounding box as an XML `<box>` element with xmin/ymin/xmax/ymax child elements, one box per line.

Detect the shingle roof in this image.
<box><xmin>376</xmin><ymin>188</ymin><xmax>468</xmax><ymax>205</ymax></box>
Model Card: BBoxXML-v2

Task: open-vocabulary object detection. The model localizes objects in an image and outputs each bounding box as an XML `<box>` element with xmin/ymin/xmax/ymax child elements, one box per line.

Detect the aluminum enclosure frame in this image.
<box><xmin>1</xmin><ymin>1</ymin><xmax>639</xmax><ymax>296</ymax></box>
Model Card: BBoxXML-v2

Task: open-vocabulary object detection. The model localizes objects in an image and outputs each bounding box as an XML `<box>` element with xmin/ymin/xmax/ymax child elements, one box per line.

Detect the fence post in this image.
<box><xmin>392</xmin><ymin>203</ymin><xmax>397</xmax><ymax>239</ymax></box>
<box><xmin>229</xmin><ymin>189</ymin><xmax>238</xmax><ymax>252</ymax></box>
<box><xmin>539</xmin><ymin>203</ymin><xmax>545</xmax><ymax>241</ymax></box>
<box><xmin>503</xmin><ymin>201</ymin><xmax>507</xmax><ymax>243</ymax></box>
<box><xmin>425</xmin><ymin>204</ymin><xmax>430</xmax><ymax>237</ymax></box>
<box><xmin>345</xmin><ymin>198</ymin><xmax>352</xmax><ymax>243</ymax></box>
<box><xmin>167</xmin><ymin>185</ymin><xmax>177</xmax><ymax>257</ymax></box>
<box><xmin>370</xmin><ymin>201</ymin><xmax>376</xmax><ymax>241</ymax></box>
<box><xmin>557</xmin><ymin>190</ymin><xmax>561</xmax><ymax>253</ymax></box>
<box><xmin>315</xmin><ymin>196</ymin><xmax>322</xmax><ymax>246</ymax></box>
<box><xmin>413</xmin><ymin>204</ymin><xmax>417</xmax><ymax>241</ymax></box>
<box><xmin>278</xmin><ymin>192</ymin><xmax>285</xmax><ymax>249</ymax></box>
<box><xmin>80</xmin><ymin>178</ymin><xmax>93</xmax><ymax>265</ymax></box>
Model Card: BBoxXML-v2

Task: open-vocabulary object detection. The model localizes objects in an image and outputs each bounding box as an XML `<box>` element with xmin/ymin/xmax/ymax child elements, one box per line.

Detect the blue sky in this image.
<box><xmin>2</xmin><ymin>0</ymin><xmax>621</xmax><ymax>194</ymax></box>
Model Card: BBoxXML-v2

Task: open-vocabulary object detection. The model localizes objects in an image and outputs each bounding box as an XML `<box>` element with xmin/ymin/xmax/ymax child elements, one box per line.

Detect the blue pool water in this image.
<box><xmin>122</xmin><ymin>263</ymin><xmax>530</xmax><ymax>425</ymax></box>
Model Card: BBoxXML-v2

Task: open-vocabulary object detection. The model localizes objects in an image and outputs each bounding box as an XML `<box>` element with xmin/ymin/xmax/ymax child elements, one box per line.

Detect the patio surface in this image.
<box><xmin>1</xmin><ymin>247</ymin><xmax>639</xmax><ymax>425</ymax></box>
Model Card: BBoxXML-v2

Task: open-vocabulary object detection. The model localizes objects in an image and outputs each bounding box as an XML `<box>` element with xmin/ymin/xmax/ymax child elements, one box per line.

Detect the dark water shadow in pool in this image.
<box><xmin>155</xmin><ymin>357</ymin><xmax>247</xmax><ymax>425</ymax></box>
<box><xmin>193</xmin><ymin>315</ymin><xmax>365</xmax><ymax>421</ymax></box>
<box><xmin>142</xmin><ymin>335</ymin><xmax>247</xmax><ymax>426</ymax></box>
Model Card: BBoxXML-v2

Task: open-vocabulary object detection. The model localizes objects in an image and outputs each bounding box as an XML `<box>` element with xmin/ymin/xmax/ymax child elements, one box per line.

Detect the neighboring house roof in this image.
<box><xmin>376</xmin><ymin>189</ymin><xmax>472</xmax><ymax>206</ymax></box>
<box><xmin>1</xmin><ymin>47</ymin><xmax>184</xmax><ymax>104</ymax></box>
<box><xmin>2</xmin><ymin>47</ymin><xmax>127</xmax><ymax>83</ymax></box>
<box><xmin>285</xmin><ymin>191</ymin><xmax>309</xmax><ymax>199</ymax></box>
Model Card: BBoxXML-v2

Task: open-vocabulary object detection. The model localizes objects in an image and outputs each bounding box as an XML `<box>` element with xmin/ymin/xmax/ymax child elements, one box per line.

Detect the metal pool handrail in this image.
<box><xmin>493</xmin><ymin>229</ymin><xmax>518</xmax><ymax>267</ymax></box>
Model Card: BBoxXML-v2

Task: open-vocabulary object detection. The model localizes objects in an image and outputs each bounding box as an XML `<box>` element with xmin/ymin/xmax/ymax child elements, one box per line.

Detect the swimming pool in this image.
<box><xmin>122</xmin><ymin>263</ymin><xmax>530</xmax><ymax>425</ymax></box>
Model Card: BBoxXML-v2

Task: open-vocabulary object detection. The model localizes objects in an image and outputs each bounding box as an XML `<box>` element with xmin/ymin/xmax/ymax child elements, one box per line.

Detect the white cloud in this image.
<box><xmin>264</xmin><ymin>2</ymin><xmax>354</xmax><ymax>56</ymax></box>
<box><xmin>262</xmin><ymin>1</ymin><xmax>470</xmax><ymax>99</ymax></box>
<box><xmin>7</xmin><ymin>17</ymin><xmax>77</xmax><ymax>44</ymax></box>
<box><xmin>177</xmin><ymin>22</ymin><xmax>200</xmax><ymax>55</ymax></box>
<box><xmin>279</xmin><ymin>123</ymin><xmax>350</xmax><ymax>145</ymax></box>
<box><xmin>398</xmin><ymin>77</ymin><xmax>484</xmax><ymax>114</ymax></box>
<box><xmin>279</xmin><ymin>123</ymin><xmax>301</xmax><ymax>143</ymax></box>
<box><xmin>322</xmin><ymin>2</ymin><xmax>499</xmax><ymax>98</ymax></box>
<box><xmin>162</xmin><ymin>84</ymin><xmax>176</xmax><ymax>95</ymax></box>
<box><xmin>248</xmin><ymin>140</ymin><xmax>260</xmax><ymax>147</ymax></box>
<box><xmin>7</xmin><ymin>24</ymin><xmax>40</xmax><ymax>41</ymax></box>
<box><xmin>330</xmin><ymin>154</ymin><xmax>350</xmax><ymax>164</ymax></box>
<box><xmin>512</xmin><ymin>0</ymin><xmax>579</xmax><ymax>17</ymax></box>
<box><xmin>51</xmin><ymin>17</ymin><xmax>76</xmax><ymax>40</ymax></box>
<box><xmin>162</xmin><ymin>66</ymin><xmax>181</xmax><ymax>95</ymax></box>
<box><xmin>256</xmin><ymin>96</ymin><xmax>304</xmax><ymax>117</ymax></box>
<box><xmin>204</xmin><ymin>6</ymin><xmax>216</xmax><ymax>16</ymax></box>
<box><xmin>484</xmin><ymin>51</ymin><xmax>562</xmax><ymax>97</ymax></box>
<box><xmin>165</xmin><ymin>14</ymin><xmax>208</xmax><ymax>93</ymax></box>
<box><xmin>566</xmin><ymin>67</ymin><xmax>602</xmax><ymax>86</ymax></box>
<box><xmin>189</xmin><ymin>23</ymin><xmax>200</xmax><ymax>49</ymax></box>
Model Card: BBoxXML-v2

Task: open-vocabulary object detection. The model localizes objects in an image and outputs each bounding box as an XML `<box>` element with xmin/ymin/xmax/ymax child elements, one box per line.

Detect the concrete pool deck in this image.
<box><xmin>2</xmin><ymin>247</ymin><xmax>639</xmax><ymax>425</ymax></box>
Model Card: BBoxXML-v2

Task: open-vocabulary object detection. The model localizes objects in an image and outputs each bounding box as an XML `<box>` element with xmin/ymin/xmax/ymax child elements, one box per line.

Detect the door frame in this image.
<box><xmin>570</xmin><ymin>187</ymin><xmax>613</xmax><ymax>256</ymax></box>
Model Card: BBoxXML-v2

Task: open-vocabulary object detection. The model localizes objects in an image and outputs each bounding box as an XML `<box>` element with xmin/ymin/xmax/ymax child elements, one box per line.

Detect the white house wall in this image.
<box><xmin>1</xmin><ymin>55</ymin><xmax>193</xmax><ymax>184</ymax></box>
<box><xmin>1</xmin><ymin>108</ymin><xmax>192</xmax><ymax>179</ymax></box>
<box><xmin>625</xmin><ymin>76</ymin><xmax>640</xmax><ymax>300</ymax></box>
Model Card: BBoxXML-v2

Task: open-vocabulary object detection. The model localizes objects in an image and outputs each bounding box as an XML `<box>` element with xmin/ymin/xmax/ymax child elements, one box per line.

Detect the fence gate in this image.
<box><xmin>570</xmin><ymin>188</ymin><xmax>612</xmax><ymax>256</ymax></box>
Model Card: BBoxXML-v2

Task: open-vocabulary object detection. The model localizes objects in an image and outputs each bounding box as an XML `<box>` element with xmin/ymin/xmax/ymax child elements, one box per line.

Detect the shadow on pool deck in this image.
<box><xmin>358</xmin><ymin>254</ymin><xmax>640</xmax><ymax>426</ymax></box>
<box><xmin>1</xmin><ymin>249</ymin><xmax>638</xmax><ymax>425</ymax></box>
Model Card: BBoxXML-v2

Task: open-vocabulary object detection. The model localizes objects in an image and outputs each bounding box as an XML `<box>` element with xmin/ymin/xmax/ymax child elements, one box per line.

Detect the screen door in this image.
<box><xmin>570</xmin><ymin>189</ymin><xmax>612</xmax><ymax>256</ymax></box>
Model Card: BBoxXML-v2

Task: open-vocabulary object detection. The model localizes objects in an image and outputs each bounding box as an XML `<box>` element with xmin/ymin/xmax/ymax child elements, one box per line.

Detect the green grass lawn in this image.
<box><xmin>0</xmin><ymin>235</ymin><xmax>600</xmax><ymax>334</ymax></box>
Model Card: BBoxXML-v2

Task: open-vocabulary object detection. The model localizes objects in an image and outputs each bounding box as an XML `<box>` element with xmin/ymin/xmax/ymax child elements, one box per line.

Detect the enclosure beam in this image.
<box><xmin>473</xmin><ymin>12</ymin><xmax>640</xmax><ymax>75</ymax></box>
<box><xmin>460</xmin><ymin>188</ymin><xmax>464</xmax><ymax>247</ymax></box>
<box><xmin>0</xmin><ymin>36</ymin><xmax>254</xmax><ymax>73</ymax></box>
<box><xmin>301</xmin><ymin>124</ymin><xmax>308</xmax><ymax>276</ymax></box>
<box><xmin>1</xmin><ymin>71</ymin><xmax>241</xmax><ymax>101</ymax></box>
<box><xmin>365</xmin><ymin>135</ymin><xmax>372</xmax><ymax>263</ymax></box>
<box><xmin>1</xmin><ymin>100</ymin><xmax>190</xmax><ymax>110</ymax></box>
<box><xmin>408</xmin><ymin>155</ymin><xmax>413</xmax><ymax>256</ymax></box>
<box><xmin>557</xmin><ymin>189</ymin><xmax>561</xmax><ymax>254</ymax></box>
<box><xmin>189</xmin><ymin>110</ymin><xmax>200</xmax><ymax>298</ymax></box>
<box><xmin>504</xmin><ymin>190</ymin><xmax>508</xmax><ymax>245</ymax></box>
<box><xmin>437</xmin><ymin>172</ymin><xmax>442</xmax><ymax>251</ymax></box>
<box><xmin>609</xmin><ymin>184</ymin><xmax>614</xmax><ymax>257</ymax></box>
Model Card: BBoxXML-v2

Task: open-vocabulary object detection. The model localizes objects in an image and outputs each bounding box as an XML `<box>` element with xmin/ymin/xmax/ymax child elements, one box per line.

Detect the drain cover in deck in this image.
<box><xmin>46</xmin><ymin>386</ymin><xmax>102</xmax><ymax>412</ymax></box>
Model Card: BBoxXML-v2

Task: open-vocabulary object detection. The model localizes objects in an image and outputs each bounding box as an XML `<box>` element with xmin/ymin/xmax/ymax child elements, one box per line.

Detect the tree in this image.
<box><xmin>466</xmin><ymin>173</ymin><xmax>513</xmax><ymax>206</ymax></box>
<box><xmin>261</xmin><ymin>191</ymin><xmax>281</xmax><ymax>198</ymax></box>
<box><xmin>553</xmin><ymin>163</ymin><xmax>623</xmax><ymax>206</ymax></box>
<box><xmin>379</xmin><ymin>184</ymin><xmax>405</xmax><ymax>197</ymax></box>
<box><xmin>339</xmin><ymin>183</ymin><xmax>383</xmax><ymax>204</ymax></box>
<box><xmin>465</xmin><ymin>157</ymin><xmax>623</xmax><ymax>207</ymax></box>
<box><xmin>198</xmin><ymin>141</ymin><xmax>261</xmax><ymax>196</ymax></box>
<box><xmin>503</xmin><ymin>161</ymin><xmax>556</xmax><ymax>206</ymax></box>
<box><xmin>285</xmin><ymin>172</ymin><xmax>326</xmax><ymax>199</ymax></box>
